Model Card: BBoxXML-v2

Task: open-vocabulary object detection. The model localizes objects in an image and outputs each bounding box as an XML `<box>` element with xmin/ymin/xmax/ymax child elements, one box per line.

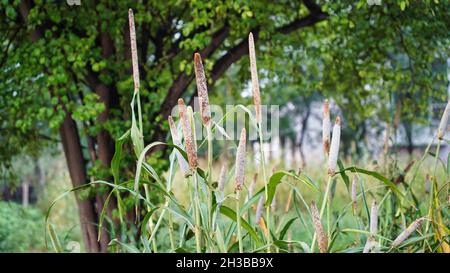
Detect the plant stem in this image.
<box><xmin>136</xmin><ymin>91</ymin><xmax>143</xmax><ymax>136</ymax></box>
<box><xmin>327</xmin><ymin>192</ymin><xmax>332</xmax><ymax>240</ymax></box>
<box><xmin>206</xmin><ymin>124</ymin><xmax>213</xmax><ymax>230</ymax></box>
<box><xmin>148</xmin><ymin>209</ymin><xmax>166</xmax><ymax>247</ymax></box>
<box><xmin>311</xmin><ymin>175</ymin><xmax>332</xmax><ymax>252</ymax></box>
<box><xmin>408</xmin><ymin>140</ymin><xmax>433</xmax><ymax>192</ymax></box>
<box><xmin>425</xmin><ymin>141</ymin><xmax>441</xmax><ymax>235</ymax></box>
<box><xmin>115</xmin><ymin>192</ymin><xmax>124</xmax><ymax>224</ymax></box>
<box><xmin>258</xmin><ymin>124</ymin><xmax>271</xmax><ymax>251</ymax></box>
<box><xmin>193</xmin><ymin>172</ymin><xmax>202</xmax><ymax>253</ymax></box>
<box><xmin>168</xmin><ymin>211</ymin><xmax>175</xmax><ymax>250</ymax></box>
<box><xmin>143</xmin><ymin>184</ymin><xmax>158</xmax><ymax>253</ymax></box>
<box><xmin>433</xmin><ymin>141</ymin><xmax>441</xmax><ymax>178</ymax></box>
<box><xmin>236</xmin><ymin>191</ymin><xmax>243</xmax><ymax>253</ymax></box>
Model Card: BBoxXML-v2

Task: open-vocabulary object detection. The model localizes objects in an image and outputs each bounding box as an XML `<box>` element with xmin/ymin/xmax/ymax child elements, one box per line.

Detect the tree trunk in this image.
<box><xmin>403</xmin><ymin>121</ymin><xmax>414</xmax><ymax>156</ymax></box>
<box><xmin>94</xmin><ymin>81</ymin><xmax>118</xmax><ymax>249</ymax></box>
<box><xmin>59</xmin><ymin>113</ymin><xmax>102</xmax><ymax>253</ymax></box>
<box><xmin>86</xmin><ymin>30</ymin><xmax>120</xmax><ymax>250</ymax></box>
<box><xmin>18</xmin><ymin>2</ymin><xmax>105</xmax><ymax>252</ymax></box>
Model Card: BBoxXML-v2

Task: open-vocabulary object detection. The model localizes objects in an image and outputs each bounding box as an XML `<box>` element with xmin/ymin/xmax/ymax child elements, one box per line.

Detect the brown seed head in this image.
<box><xmin>235</xmin><ymin>128</ymin><xmax>247</xmax><ymax>191</ymax></box>
<box><xmin>351</xmin><ymin>176</ymin><xmax>357</xmax><ymax>210</ymax></box>
<box><xmin>391</xmin><ymin>217</ymin><xmax>426</xmax><ymax>249</ymax></box>
<box><xmin>128</xmin><ymin>9</ymin><xmax>140</xmax><ymax>92</ymax></box>
<box><xmin>249</xmin><ymin>32</ymin><xmax>261</xmax><ymax>124</ymax></box>
<box><xmin>178</xmin><ymin>99</ymin><xmax>198</xmax><ymax>169</ymax></box>
<box><xmin>168</xmin><ymin>115</ymin><xmax>190</xmax><ymax>176</ymax></box>
<box><xmin>218</xmin><ymin>165</ymin><xmax>227</xmax><ymax>192</ymax></box>
<box><xmin>194</xmin><ymin>53</ymin><xmax>211</xmax><ymax>125</ymax></box>
<box><xmin>255</xmin><ymin>196</ymin><xmax>265</xmax><ymax>224</ymax></box>
<box><xmin>310</xmin><ymin>202</ymin><xmax>328</xmax><ymax>253</ymax></box>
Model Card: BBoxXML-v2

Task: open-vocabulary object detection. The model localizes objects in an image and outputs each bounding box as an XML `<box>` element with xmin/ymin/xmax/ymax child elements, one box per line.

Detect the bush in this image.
<box><xmin>0</xmin><ymin>201</ymin><xmax>45</xmax><ymax>252</ymax></box>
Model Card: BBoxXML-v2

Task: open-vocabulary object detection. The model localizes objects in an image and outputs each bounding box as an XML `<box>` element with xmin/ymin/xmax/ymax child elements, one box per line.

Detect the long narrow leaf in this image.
<box><xmin>220</xmin><ymin>206</ymin><xmax>262</xmax><ymax>246</ymax></box>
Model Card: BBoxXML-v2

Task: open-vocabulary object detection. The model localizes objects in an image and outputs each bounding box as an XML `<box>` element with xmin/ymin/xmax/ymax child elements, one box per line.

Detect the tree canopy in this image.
<box><xmin>0</xmin><ymin>0</ymin><xmax>449</xmax><ymax>251</ymax></box>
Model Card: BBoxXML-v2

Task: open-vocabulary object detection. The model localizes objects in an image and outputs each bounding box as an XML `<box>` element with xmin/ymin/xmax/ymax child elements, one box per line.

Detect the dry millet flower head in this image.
<box><xmin>255</xmin><ymin>196</ymin><xmax>265</xmax><ymax>224</ymax></box>
<box><xmin>248</xmin><ymin>32</ymin><xmax>261</xmax><ymax>124</ymax></box>
<box><xmin>322</xmin><ymin>99</ymin><xmax>331</xmax><ymax>155</ymax></box>
<box><xmin>178</xmin><ymin>99</ymin><xmax>198</xmax><ymax>169</ymax></box>
<box><xmin>328</xmin><ymin>116</ymin><xmax>341</xmax><ymax>176</ymax></box>
<box><xmin>363</xmin><ymin>236</ymin><xmax>378</xmax><ymax>253</ymax></box>
<box><xmin>437</xmin><ymin>100</ymin><xmax>450</xmax><ymax>140</ymax></box>
<box><xmin>248</xmin><ymin>173</ymin><xmax>258</xmax><ymax>197</ymax></box>
<box><xmin>351</xmin><ymin>176</ymin><xmax>358</xmax><ymax>210</ymax></box>
<box><xmin>193</xmin><ymin>53</ymin><xmax>211</xmax><ymax>125</ymax></box>
<box><xmin>168</xmin><ymin>116</ymin><xmax>189</xmax><ymax>176</ymax></box>
<box><xmin>271</xmin><ymin>194</ymin><xmax>277</xmax><ymax>213</ymax></box>
<box><xmin>218</xmin><ymin>164</ymin><xmax>227</xmax><ymax>192</ymax></box>
<box><xmin>363</xmin><ymin>201</ymin><xmax>379</xmax><ymax>253</ymax></box>
<box><xmin>310</xmin><ymin>201</ymin><xmax>328</xmax><ymax>253</ymax></box>
<box><xmin>369</xmin><ymin>201</ymin><xmax>378</xmax><ymax>235</ymax></box>
<box><xmin>391</xmin><ymin>217</ymin><xmax>426</xmax><ymax>249</ymax></box>
<box><xmin>128</xmin><ymin>9</ymin><xmax>140</xmax><ymax>92</ymax></box>
<box><xmin>235</xmin><ymin>128</ymin><xmax>247</xmax><ymax>191</ymax></box>
<box><xmin>168</xmin><ymin>116</ymin><xmax>180</xmax><ymax>143</ymax></box>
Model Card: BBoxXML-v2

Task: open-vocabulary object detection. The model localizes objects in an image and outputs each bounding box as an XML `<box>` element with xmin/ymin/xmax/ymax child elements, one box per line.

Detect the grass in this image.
<box><xmin>46</xmin><ymin>10</ymin><xmax>450</xmax><ymax>253</ymax></box>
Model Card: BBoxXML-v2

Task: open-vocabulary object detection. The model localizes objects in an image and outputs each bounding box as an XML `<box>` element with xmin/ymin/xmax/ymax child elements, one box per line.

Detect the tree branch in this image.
<box><xmin>211</xmin><ymin>10</ymin><xmax>327</xmax><ymax>82</ymax></box>
<box><xmin>0</xmin><ymin>26</ymin><xmax>22</xmax><ymax>68</ymax></box>
<box><xmin>159</xmin><ymin>25</ymin><xmax>230</xmax><ymax>119</ymax></box>
<box><xmin>152</xmin><ymin>0</ymin><xmax>328</xmax><ymax>144</ymax></box>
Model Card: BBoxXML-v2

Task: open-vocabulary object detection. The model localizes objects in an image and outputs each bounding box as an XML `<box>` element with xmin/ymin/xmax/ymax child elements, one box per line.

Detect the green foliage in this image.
<box><xmin>44</xmin><ymin>52</ymin><xmax>450</xmax><ymax>253</ymax></box>
<box><xmin>1</xmin><ymin>0</ymin><xmax>449</xmax><ymax>179</ymax></box>
<box><xmin>1</xmin><ymin>0</ymin><xmax>450</xmax><ymax>253</ymax></box>
<box><xmin>0</xmin><ymin>201</ymin><xmax>45</xmax><ymax>252</ymax></box>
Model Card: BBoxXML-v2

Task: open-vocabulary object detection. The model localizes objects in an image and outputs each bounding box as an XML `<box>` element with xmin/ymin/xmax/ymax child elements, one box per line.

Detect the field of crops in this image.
<box><xmin>45</xmin><ymin>10</ymin><xmax>450</xmax><ymax>254</ymax></box>
<box><xmin>1</xmin><ymin>2</ymin><xmax>449</xmax><ymax>258</ymax></box>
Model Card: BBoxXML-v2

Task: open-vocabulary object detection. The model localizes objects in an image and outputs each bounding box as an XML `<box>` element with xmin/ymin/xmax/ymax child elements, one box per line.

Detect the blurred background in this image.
<box><xmin>0</xmin><ymin>0</ymin><xmax>449</xmax><ymax>252</ymax></box>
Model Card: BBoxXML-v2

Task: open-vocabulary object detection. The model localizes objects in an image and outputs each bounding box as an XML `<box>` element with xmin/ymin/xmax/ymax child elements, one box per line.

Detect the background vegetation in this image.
<box><xmin>0</xmin><ymin>0</ymin><xmax>449</xmax><ymax>252</ymax></box>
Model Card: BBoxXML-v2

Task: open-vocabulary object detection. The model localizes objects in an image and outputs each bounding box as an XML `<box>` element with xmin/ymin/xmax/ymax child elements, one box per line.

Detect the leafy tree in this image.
<box><xmin>0</xmin><ymin>0</ymin><xmax>448</xmax><ymax>252</ymax></box>
<box><xmin>0</xmin><ymin>0</ymin><xmax>328</xmax><ymax>252</ymax></box>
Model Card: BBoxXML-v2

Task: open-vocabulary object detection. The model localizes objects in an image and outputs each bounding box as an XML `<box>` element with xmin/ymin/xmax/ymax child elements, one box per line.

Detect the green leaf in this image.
<box><xmin>337</xmin><ymin>159</ymin><xmax>350</xmax><ymax>192</ymax></box>
<box><xmin>111</xmin><ymin>130</ymin><xmax>130</xmax><ymax>184</ymax></box>
<box><xmin>142</xmin><ymin>181</ymin><xmax>195</xmax><ymax>230</ymax></box>
<box><xmin>141</xmin><ymin>207</ymin><xmax>160</xmax><ymax>236</ymax></box>
<box><xmin>219</xmin><ymin>206</ymin><xmax>262</xmax><ymax>246</ymax></box>
<box><xmin>130</xmin><ymin>91</ymin><xmax>144</xmax><ymax>157</ymax></box>
<box><xmin>342</xmin><ymin>166</ymin><xmax>405</xmax><ymax>200</ymax></box>
<box><xmin>273</xmin><ymin>240</ymin><xmax>310</xmax><ymax>253</ymax></box>
<box><xmin>265</xmin><ymin>170</ymin><xmax>318</xmax><ymax>207</ymax></box>
<box><xmin>240</xmin><ymin>188</ymin><xmax>264</xmax><ymax>215</ymax></box>
<box><xmin>134</xmin><ymin>141</ymin><xmax>167</xmax><ymax>193</ymax></box>
<box><xmin>141</xmin><ymin>235</ymin><xmax>152</xmax><ymax>253</ymax></box>
<box><xmin>109</xmin><ymin>239</ymin><xmax>140</xmax><ymax>253</ymax></box>
<box><xmin>279</xmin><ymin>217</ymin><xmax>297</xmax><ymax>240</ymax></box>
<box><xmin>47</xmin><ymin>224</ymin><xmax>62</xmax><ymax>253</ymax></box>
<box><xmin>174</xmin><ymin>247</ymin><xmax>189</xmax><ymax>253</ymax></box>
